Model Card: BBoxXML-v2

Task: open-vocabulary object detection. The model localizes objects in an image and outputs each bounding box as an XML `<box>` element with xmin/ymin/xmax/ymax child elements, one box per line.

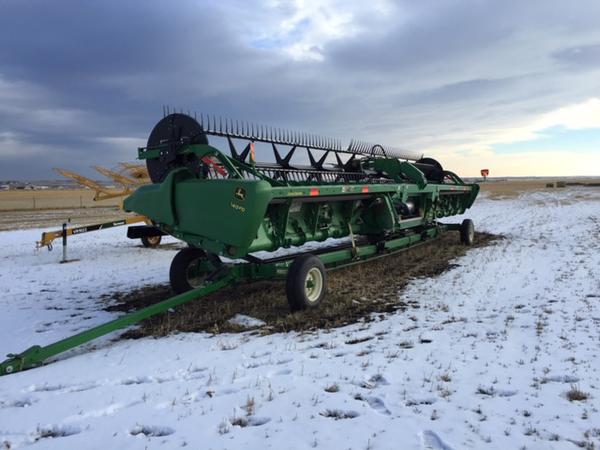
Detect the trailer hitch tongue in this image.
<box><xmin>1</xmin><ymin>345</ymin><xmax>43</xmax><ymax>375</ymax></box>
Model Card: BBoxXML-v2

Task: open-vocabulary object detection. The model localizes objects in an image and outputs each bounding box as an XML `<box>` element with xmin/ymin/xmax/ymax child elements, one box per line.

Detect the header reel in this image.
<box><xmin>144</xmin><ymin>112</ymin><xmax>445</xmax><ymax>184</ymax></box>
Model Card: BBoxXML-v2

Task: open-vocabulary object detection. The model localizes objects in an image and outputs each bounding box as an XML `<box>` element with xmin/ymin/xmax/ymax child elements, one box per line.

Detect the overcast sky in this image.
<box><xmin>1</xmin><ymin>0</ymin><xmax>599</xmax><ymax>179</ymax></box>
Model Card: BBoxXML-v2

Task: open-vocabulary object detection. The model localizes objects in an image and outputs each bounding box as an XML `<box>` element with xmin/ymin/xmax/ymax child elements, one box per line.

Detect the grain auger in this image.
<box><xmin>0</xmin><ymin>112</ymin><xmax>479</xmax><ymax>376</ymax></box>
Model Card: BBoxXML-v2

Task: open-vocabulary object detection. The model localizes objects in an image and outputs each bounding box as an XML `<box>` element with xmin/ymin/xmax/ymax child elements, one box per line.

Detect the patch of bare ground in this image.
<box><xmin>104</xmin><ymin>231</ymin><xmax>500</xmax><ymax>337</ymax></box>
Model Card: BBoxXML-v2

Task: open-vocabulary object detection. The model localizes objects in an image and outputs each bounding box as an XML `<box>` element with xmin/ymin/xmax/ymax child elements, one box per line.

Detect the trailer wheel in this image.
<box><xmin>141</xmin><ymin>235</ymin><xmax>162</xmax><ymax>248</ymax></box>
<box><xmin>170</xmin><ymin>248</ymin><xmax>221</xmax><ymax>294</ymax></box>
<box><xmin>286</xmin><ymin>254</ymin><xmax>327</xmax><ymax>312</ymax></box>
<box><xmin>460</xmin><ymin>219</ymin><xmax>475</xmax><ymax>245</ymax></box>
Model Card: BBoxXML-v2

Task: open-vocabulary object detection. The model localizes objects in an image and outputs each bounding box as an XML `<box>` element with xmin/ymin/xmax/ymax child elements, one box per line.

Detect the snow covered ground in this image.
<box><xmin>1</xmin><ymin>187</ymin><xmax>599</xmax><ymax>449</ymax></box>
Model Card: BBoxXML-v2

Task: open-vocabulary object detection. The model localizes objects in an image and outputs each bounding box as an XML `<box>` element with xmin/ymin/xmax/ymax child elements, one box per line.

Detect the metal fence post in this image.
<box><xmin>61</xmin><ymin>222</ymin><xmax>67</xmax><ymax>263</ymax></box>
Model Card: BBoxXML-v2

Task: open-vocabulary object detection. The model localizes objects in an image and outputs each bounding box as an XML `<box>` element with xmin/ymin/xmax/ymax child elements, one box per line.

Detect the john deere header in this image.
<box><xmin>124</xmin><ymin>113</ymin><xmax>479</xmax><ymax>260</ymax></box>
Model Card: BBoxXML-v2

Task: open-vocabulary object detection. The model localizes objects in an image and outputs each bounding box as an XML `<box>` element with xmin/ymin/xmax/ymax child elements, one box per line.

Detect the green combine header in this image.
<box><xmin>1</xmin><ymin>112</ymin><xmax>479</xmax><ymax>376</ymax></box>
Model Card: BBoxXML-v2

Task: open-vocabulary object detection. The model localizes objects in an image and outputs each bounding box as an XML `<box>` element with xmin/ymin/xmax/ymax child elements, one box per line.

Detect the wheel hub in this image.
<box><xmin>305</xmin><ymin>268</ymin><xmax>323</xmax><ymax>303</ymax></box>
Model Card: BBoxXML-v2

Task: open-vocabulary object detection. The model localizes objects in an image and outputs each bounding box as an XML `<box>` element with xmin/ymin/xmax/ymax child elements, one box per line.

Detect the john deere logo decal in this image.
<box><xmin>234</xmin><ymin>187</ymin><xmax>246</xmax><ymax>201</ymax></box>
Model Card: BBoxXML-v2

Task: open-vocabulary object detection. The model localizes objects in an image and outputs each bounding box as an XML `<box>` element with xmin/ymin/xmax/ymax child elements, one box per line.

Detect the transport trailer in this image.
<box><xmin>0</xmin><ymin>112</ymin><xmax>478</xmax><ymax>376</ymax></box>
<box><xmin>36</xmin><ymin>215</ymin><xmax>166</xmax><ymax>250</ymax></box>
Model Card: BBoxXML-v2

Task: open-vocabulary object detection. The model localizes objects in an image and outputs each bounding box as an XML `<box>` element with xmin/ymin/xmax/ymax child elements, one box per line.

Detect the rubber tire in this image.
<box><xmin>141</xmin><ymin>235</ymin><xmax>162</xmax><ymax>248</ymax></box>
<box><xmin>169</xmin><ymin>247</ymin><xmax>208</xmax><ymax>294</ymax></box>
<box><xmin>460</xmin><ymin>219</ymin><xmax>475</xmax><ymax>246</ymax></box>
<box><xmin>286</xmin><ymin>254</ymin><xmax>327</xmax><ymax>312</ymax></box>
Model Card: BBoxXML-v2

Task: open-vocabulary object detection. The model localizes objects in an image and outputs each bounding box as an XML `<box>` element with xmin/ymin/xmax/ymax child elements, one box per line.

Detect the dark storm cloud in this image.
<box><xmin>1</xmin><ymin>0</ymin><xmax>600</xmax><ymax>178</ymax></box>
<box><xmin>0</xmin><ymin>0</ymin><xmax>275</xmax><ymax>177</ymax></box>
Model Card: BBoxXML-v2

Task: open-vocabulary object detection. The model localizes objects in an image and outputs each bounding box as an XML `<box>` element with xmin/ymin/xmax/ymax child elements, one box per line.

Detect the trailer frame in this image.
<box><xmin>1</xmin><ymin>221</ymin><xmax>467</xmax><ymax>376</ymax></box>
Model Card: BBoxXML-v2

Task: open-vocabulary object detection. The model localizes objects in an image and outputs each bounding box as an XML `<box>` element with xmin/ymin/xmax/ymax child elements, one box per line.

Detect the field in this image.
<box><xmin>0</xmin><ymin>189</ymin><xmax>124</xmax><ymax>232</ymax></box>
<box><xmin>0</xmin><ymin>189</ymin><xmax>122</xmax><ymax>211</ymax></box>
<box><xmin>0</xmin><ymin>182</ymin><xmax>599</xmax><ymax>449</ymax></box>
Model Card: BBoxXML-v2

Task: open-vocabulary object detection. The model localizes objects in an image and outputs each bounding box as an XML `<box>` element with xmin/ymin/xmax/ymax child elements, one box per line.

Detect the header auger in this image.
<box><xmin>1</xmin><ymin>112</ymin><xmax>479</xmax><ymax>376</ymax></box>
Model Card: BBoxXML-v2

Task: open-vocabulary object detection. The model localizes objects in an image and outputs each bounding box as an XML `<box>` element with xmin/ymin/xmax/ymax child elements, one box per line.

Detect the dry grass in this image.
<box><xmin>566</xmin><ymin>385</ymin><xmax>589</xmax><ymax>402</ymax></box>
<box><xmin>104</xmin><ymin>231</ymin><xmax>501</xmax><ymax>338</ymax></box>
<box><xmin>0</xmin><ymin>190</ymin><xmax>125</xmax><ymax>231</ymax></box>
<box><xmin>479</xmin><ymin>178</ymin><xmax>600</xmax><ymax>199</ymax></box>
<box><xmin>0</xmin><ymin>189</ymin><xmax>122</xmax><ymax>211</ymax></box>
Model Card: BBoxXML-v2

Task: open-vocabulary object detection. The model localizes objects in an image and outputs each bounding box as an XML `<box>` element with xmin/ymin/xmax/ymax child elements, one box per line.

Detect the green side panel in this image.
<box><xmin>125</xmin><ymin>169</ymin><xmax>273</xmax><ymax>257</ymax></box>
<box><xmin>173</xmin><ymin>178</ymin><xmax>272</xmax><ymax>255</ymax></box>
<box><xmin>123</xmin><ymin>169</ymin><xmax>193</xmax><ymax>225</ymax></box>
